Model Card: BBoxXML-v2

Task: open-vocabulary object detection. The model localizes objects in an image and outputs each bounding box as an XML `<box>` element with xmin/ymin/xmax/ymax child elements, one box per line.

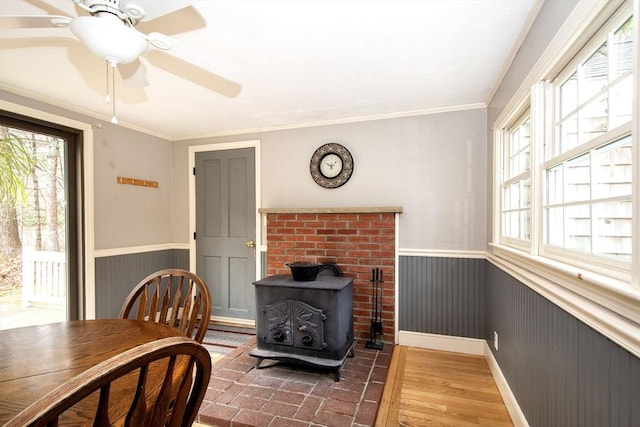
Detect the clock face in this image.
<box><xmin>310</xmin><ymin>143</ymin><xmax>353</xmax><ymax>188</ymax></box>
<box><xmin>320</xmin><ymin>153</ymin><xmax>343</xmax><ymax>178</ymax></box>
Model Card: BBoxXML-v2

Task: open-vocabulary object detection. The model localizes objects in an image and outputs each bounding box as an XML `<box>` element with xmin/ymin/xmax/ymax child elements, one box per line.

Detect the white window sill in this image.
<box><xmin>487</xmin><ymin>243</ymin><xmax>640</xmax><ymax>358</ymax></box>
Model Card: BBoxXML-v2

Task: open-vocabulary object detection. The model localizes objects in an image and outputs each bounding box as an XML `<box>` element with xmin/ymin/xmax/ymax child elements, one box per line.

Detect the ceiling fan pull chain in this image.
<box><xmin>105</xmin><ymin>61</ymin><xmax>111</xmax><ymax>104</ymax></box>
<box><xmin>111</xmin><ymin>62</ymin><xmax>118</xmax><ymax>124</ymax></box>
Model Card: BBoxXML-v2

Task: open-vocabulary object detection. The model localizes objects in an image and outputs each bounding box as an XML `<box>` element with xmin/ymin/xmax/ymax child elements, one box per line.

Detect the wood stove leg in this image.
<box><xmin>254</xmin><ymin>357</ymin><xmax>265</xmax><ymax>369</ymax></box>
<box><xmin>333</xmin><ymin>368</ymin><xmax>341</xmax><ymax>382</ymax></box>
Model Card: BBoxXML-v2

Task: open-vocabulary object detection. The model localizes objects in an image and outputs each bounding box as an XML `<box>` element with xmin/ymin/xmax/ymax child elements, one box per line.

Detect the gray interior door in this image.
<box><xmin>195</xmin><ymin>148</ymin><xmax>256</xmax><ymax>321</ymax></box>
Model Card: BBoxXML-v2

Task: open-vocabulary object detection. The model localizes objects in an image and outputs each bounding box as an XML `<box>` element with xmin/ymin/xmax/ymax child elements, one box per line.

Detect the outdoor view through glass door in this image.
<box><xmin>0</xmin><ymin>112</ymin><xmax>82</xmax><ymax>329</ymax></box>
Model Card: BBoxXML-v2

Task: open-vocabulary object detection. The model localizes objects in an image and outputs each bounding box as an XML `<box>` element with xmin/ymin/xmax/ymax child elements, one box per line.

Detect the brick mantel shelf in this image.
<box><xmin>258</xmin><ymin>206</ymin><xmax>403</xmax><ymax>214</ymax></box>
<box><xmin>260</xmin><ymin>206</ymin><xmax>401</xmax><ymax>343</ymax></box>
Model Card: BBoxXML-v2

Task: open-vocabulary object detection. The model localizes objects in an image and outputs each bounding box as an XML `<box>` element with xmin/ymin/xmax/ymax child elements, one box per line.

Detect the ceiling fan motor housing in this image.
<box><xmin>78</xmin><ymin>0</ymin><xmax>145</xmax><ymax>24</ymax></box>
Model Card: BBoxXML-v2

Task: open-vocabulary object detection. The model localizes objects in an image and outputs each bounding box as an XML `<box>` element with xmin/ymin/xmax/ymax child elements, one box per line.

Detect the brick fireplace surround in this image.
<box><xmin>259</xmin><ymin>207</ymin><xmax>402</xmax><ymax>343</ymax></box>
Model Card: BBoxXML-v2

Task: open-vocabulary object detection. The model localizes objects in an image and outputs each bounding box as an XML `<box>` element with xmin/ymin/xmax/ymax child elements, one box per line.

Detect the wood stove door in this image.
<box><xmin>264</xmin><ymin>300</ymin><xmax>293</xmax><ymax>345</ymax></box>
<box><xmin>292</xmin><ymin>301</ymin><xmax>326</xmax><ymax>351</ymax></box>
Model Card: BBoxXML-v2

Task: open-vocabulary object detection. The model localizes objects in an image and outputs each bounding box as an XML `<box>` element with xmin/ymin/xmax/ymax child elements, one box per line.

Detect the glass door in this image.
<box><xmin>0</xmin><ymin>112</ymin><xmax>82</xmax><ymax>329</ymax></box>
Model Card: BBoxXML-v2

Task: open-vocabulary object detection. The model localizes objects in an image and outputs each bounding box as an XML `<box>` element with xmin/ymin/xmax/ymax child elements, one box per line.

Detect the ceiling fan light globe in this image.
<box><xmin>70</xmin><ymin>15</ymin><xmax>148</xmax><ymax>64</ymax></box>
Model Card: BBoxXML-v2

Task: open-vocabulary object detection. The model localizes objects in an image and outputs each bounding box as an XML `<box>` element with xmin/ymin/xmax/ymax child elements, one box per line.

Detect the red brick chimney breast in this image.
<box><xmin>262</xmin><ymin>208</ymin><xmax>400</xmax><ymax>342</ymax></box>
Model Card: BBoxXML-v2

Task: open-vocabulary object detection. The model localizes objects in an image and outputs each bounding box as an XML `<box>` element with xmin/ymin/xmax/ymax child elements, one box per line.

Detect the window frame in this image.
<box><xmin>495</xmin><ymin>1</ymin><xmax>635</xmax><ymax>285</ymax></box>
<box><xmin>541</xmin><ymin>5</ymin><xmax>634</xmax><ymax>282</ymax></box>
<box><xmin>551</xmin><ymin>14</ymin><xmax>634</xmax><ymax>160</ymax></box>
<box><xmin>499</xmin><ymin>108</ymin><xmax>532</xmax><ymax>251</ymax></box>
<box><xmin>540</xmin><ymin>123</ymin><xmax>633</xmax><ymax>281</ymax></box>
<box><xmin>0</xmin><ymin>99</ymin><xmax>96</xmax><ymax>319</ymax></box>
<box><xmin>1</xmin><ymin>110</ymin><xmax>84</xmax><ymax>321</ymax></box>
<box><xmin>490</xmin><ymin>0</ymin><xmax>638</xmax><ymax>358</ymax></box>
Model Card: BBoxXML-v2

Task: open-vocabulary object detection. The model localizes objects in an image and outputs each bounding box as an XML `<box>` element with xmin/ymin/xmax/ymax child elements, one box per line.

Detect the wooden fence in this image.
<box><xmin>21</xmin><ymin>250</ymin><xmax>66</xmax><ymax>307</ymax></box>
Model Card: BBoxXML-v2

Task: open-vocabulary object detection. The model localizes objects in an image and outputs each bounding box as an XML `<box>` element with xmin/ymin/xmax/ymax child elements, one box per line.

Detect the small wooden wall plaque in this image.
<box><xmin>117</xmin><ymin>176</ymin><xmax>158</xmax><ymax>188</ymax></box>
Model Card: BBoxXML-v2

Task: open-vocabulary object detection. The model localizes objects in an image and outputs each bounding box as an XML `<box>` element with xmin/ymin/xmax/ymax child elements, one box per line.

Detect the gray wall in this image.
<box><xmin>398</xmin><ymin>257</ymin><xmax>639</xmax><ymax>426</ymax></box>
<box><xmin>399</xmin><ymin>256</ymin><xmax>484</xmax><ymax>338</ymax></box>
<box><xmin>92</xmin><ymin>124</ymin><xmax>175</xmax><ymax>249</ymax></box>
<box><xmin>1</xmin><ymin>90</ymin><xmax>175</xmax><ymax>251</ymax></box>
<box><xmin>3</xmin><ymin>89</ymin><xmax>488</xmax><ymax>252</ymax></box>
<box><xmin>173</xmin><ymin>108</ymin><xmax>488</xmax><ymax>251</ymax></box>
<box><xmin>94</xmin><ymin>249</ymin><xmax>188</xmax><ymax>318</ymax></box>
<box><xmin>485</xmin><ymin>263</ymin><xmax>640</xmax><ymax>427</ymax></box>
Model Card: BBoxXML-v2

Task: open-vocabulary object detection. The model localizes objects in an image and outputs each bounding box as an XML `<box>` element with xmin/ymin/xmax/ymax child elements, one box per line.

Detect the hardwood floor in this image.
<box><xmin>376</xmin><ymin>346</ymin><xmax>513</xmax><ymax>427</ymax></box>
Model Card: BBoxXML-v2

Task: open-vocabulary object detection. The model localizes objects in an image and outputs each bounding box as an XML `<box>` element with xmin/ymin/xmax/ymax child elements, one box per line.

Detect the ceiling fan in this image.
<box><xmin>0</xmin><ymin>0</ymin><xmax>241</xmax><ymax>122</ymax></box>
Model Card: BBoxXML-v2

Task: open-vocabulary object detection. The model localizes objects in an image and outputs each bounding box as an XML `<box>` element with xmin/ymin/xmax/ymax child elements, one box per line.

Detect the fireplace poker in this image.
<box><xmin>365</xmin><ymin>268</ymin><xmax>384</xmax><ymax>350</ymax></box>
<box><xmin>378</xmin><ymin>268</ymin><xmax>383</xmax><ymax>327</ymax></box>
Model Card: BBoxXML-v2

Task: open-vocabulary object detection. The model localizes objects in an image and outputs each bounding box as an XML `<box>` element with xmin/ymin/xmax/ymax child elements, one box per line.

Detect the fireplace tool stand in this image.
<box><xmin>365</xmin><ymin>268</ymin><xmax>384</xmax><ymax>350</ymax></box>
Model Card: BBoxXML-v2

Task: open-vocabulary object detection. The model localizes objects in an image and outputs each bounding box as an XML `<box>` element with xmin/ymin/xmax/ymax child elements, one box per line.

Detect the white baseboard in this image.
<box><xmin>484</xmin><ymin>342</ymin><xmax>530</xmax><ymax>427</ymax></box>
<box><xmin>398</xmin><ymin>330</ymin><xmax>486</xmax><ymax>355</ymax></box>
<box><xmin>397</xmin><ymin>330</ymin><xmax>529</xmax><ymax>427</ymax></box>
<box><xmin>212</xmin><ymin>316</ymin><xmax>255</xmax><ymax>328</ymax></box>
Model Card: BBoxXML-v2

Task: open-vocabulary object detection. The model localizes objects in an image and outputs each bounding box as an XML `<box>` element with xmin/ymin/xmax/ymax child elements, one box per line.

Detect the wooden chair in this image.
<box><xmin>5</xmin><ymin>336</ymin><xmax>212</xmax><ymax>427</ymax></box>
<box><xmin>119</xmin><ymin>269</ymin><xmax>212</xmax><ymax>343</ymax></box>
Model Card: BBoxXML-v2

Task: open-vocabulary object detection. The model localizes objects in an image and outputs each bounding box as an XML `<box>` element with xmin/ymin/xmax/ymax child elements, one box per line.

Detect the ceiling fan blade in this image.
<box><xmin>136</xmin><ymin>5</ymin><xmax>206</xmax><ymax>36</ymax></box>
<box><xmin>0</xmin><ymin>35</ymin><xmax>77</xmax><ymax>49</ymax></box>
<box><xmin>25</xmin><ymin>0</ymin><xmax>74</xmax><ymax>17</ymax></box>
<box><xmin>0</xmin><ymin>35</ymin><xmax>148</xmax><ymax>103</ymax></box>
<box><xmin>146</xmin><ymin>50</ymin><xmax>241</xmax><ymax>98</ymax></box>
<box><xmin>118</xmin><ymin>60</ymin><xmax>149</xmax><ymax>87</ymax></box>
<box><xmin>0</xmin><ymin>15</ymin><xmax>70</xmax><ymax>29</ymax></box>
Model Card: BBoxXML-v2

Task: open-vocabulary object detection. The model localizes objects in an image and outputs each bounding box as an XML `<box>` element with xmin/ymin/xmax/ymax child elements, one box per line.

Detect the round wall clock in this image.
<box><xmin>310</xmin><ymin>143</ymin><xmax>354</xmax><ymax>188</ymax></box>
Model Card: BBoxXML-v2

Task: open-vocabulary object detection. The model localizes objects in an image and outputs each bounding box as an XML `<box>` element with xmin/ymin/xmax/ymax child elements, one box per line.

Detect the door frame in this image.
<box><xmin>188</xmin><ymin>140</ymin><xmax>261</xmax><ymax>323</ymax></box>
<box><xmin>0</xmin><ymin>99</ymin><xmax>96</xmax><ymax>320</ymax></box>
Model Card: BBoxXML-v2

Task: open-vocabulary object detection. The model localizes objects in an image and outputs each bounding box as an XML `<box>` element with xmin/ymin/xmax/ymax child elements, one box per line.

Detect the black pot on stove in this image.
<box><xmin>286</xmin><ymin>262</ymin><xmax>341</xmax><ymax>281</ymax></box>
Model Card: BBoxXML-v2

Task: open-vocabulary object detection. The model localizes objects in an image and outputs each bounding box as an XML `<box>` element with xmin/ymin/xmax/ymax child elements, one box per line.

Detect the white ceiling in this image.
<box><xmin>0</xmin><ymin>0</ymin><xmax>537</xmax><ymax>140</ymax></box>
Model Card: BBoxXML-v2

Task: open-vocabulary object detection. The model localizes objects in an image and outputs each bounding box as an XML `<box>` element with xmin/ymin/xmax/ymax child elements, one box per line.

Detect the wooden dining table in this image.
<box><xmin>0</xmin><ymin>319</ymin><xmax>184</xmax><ymax>424</ymax></box>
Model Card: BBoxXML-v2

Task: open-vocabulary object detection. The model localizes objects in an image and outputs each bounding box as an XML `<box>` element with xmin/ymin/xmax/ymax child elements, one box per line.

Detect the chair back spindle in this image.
<box><xmin>119</xmin><ymin>269</ymin><xmax>212</xmax><ymax>343</ymax></box>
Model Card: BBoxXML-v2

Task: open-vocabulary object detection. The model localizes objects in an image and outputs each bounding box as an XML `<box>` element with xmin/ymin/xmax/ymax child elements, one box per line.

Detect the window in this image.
<box><xmin>500</xmin><ymin>112</ymin><xmax>531</xmax><ymax>245</ymax></box>
<box><xmin>495</xmin><ymin>5</ymin><xmax>635</xmax><ymax>283</ymax></box>
<box><xmin>543</xmin><ymin>136</ymin><xmax>632</xmax><ymax>260</ymax></box>
<box><xmin>543</xmin><ymin>12</ymin><xmax>633</xmax><ymax>273</ymax></box>
<box><xmin>552</xmin><ymin>16</ymin><xmax>633</xmax><ymax>159</ymax></box>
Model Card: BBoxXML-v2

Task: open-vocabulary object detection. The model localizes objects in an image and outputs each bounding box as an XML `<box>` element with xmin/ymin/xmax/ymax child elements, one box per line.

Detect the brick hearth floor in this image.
<box><xmin>197</xmin><ymin>336</ymin><xmax>392</xmax><ymax>427</ymax></box>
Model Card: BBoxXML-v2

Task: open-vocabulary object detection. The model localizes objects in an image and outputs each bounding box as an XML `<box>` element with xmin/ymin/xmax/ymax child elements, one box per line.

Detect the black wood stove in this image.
<box><xmin>249</xmin><ymin>274</ymin><xmax>355</xmax><ymax>381</ymax></box>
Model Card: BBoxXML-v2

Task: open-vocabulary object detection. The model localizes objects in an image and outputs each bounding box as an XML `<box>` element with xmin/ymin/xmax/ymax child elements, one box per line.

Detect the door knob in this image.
<box><xmin>246</xmin><ymin>240</ymin><xmax>256</xmax><ymax>248</ymax></box>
